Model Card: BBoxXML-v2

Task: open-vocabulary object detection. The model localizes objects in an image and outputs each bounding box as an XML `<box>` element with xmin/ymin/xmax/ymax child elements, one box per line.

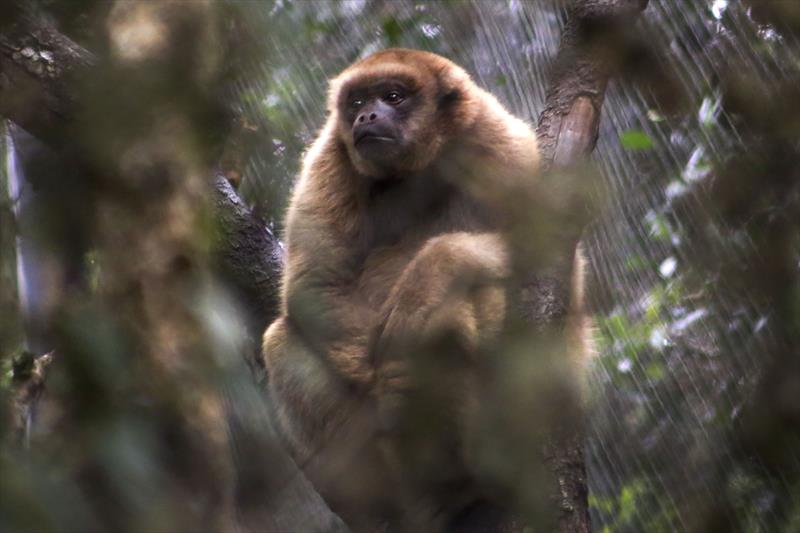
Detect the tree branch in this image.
<box><xmin>213</xmin><ymin>173</ymin><xmax>284</xmax><ymax>340</ymax></box>
<box><xmin>0</xmin><ymin>14</ymin><xmax>91</xmax><ymax>144</ymax></box>
<box><xmin>536</xmin><ymin>0</ymin><xmax>648</xmax><ymax>168</ymax></box>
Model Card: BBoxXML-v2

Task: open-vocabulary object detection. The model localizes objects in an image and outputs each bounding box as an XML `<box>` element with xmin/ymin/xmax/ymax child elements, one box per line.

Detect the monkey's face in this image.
<box><xmin>330</xmin><ymin>50</ymin><xmax>479</xmax><ymax>180</ymax></box>
<box><xmin>338</xmin><ymin>78</ymin><xmax>419</xmax><ymax>178</ymax></box>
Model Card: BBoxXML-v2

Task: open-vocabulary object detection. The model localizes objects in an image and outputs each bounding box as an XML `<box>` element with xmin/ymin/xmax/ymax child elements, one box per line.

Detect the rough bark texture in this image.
<box><xmin>213</xmin><ymin>173</ymin><xmax>284</xmax><ymax>346</ymax></box>
<box><xmin>0</xmin><ymin>14</ymin><xmax>92</xmax><ymax>145</ymax></box>
<box><xmin>0</xmin><ymin>1</ymin><xmax>651</xmax><ymax>531</ymax></box>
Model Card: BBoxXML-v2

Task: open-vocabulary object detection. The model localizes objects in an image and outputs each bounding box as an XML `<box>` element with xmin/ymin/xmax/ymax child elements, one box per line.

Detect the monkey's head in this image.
<box><xmin>329</xmin><ymin>49</ymin><xmax>479</xmax><ymax>179</ymax></box>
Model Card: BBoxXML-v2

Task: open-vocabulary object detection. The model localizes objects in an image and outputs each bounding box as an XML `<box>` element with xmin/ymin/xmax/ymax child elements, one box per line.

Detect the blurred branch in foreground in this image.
<box><xmin>0</xmin><ymin>4</ymin><xmax>330</xmax><ymax>532</ymax></box>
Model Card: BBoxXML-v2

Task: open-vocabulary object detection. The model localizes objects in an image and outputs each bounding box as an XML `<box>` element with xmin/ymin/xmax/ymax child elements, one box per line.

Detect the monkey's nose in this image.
<box><xmin>357</xmin><ymin>112</ymin><xmax>378</xmax><ymax>123</ymax></box>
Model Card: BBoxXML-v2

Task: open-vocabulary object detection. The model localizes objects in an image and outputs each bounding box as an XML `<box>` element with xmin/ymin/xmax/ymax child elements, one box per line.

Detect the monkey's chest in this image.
<box><xmin>354</xmin><ymin>182</ymin><xmax>494</xmax><ymax>310</ymax></box>
<box><xmin>356</xmin><ymin>241</ymin><xmax>421</xmax><ymax>310</ymax></box>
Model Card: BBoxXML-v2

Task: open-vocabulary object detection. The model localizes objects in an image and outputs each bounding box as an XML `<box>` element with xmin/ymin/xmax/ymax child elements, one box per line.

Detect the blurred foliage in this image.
<box><xmin>1</xmin><ymin>2</ymin><xmax>255</xmax><ymax>531</ymax></box>
<box><xmin>1</xmin><ymin>0</ymin><xmax>800</xmax><ymax>531</ymax></box>
<box><xmin>585</xmin><ymin>1</ymin><xmax>800</xmax><ymax>530</ymax></box>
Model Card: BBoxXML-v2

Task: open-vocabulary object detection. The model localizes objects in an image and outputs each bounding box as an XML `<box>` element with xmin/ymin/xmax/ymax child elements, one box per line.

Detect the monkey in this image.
<box><xmin>262</xmin><ymin>49</ymin><xmax>590</xmax><ymax>532</ymax></box>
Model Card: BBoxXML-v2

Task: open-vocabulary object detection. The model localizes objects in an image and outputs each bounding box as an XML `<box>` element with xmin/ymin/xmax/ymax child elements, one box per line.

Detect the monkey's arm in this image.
<box><xmin>278</xmin><ymin>209</ymin><xmax>375</xmax><ymax>386</ymax></box>
<box><xmin>456</xmin><ymin>130</ymin><xmax>589</xmax><ymax>276</ymax></box>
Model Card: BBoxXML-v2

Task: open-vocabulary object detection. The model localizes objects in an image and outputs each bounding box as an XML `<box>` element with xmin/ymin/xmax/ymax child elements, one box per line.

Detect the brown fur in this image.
<box><xmin>262</xmin><ymin>49</ymin><xmax>589</xmax><ymax>531</ymax></box>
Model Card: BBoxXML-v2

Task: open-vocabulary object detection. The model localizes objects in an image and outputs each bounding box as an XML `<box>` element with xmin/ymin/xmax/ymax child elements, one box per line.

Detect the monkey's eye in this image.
<box><xmin>384</xmin><ymin>91</ymin><xmax>404</xmax><ymax>104</ymax></box>
<box><xmin>350</xmin><ymin>98</ymin><xmax>365</xmax><ymax>109</ymax></box>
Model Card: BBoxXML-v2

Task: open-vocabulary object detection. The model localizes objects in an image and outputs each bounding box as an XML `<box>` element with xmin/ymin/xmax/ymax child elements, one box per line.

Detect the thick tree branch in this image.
<box><xmin>213</xmin><ymin>173</ymin><xmax>283</xmax><ymax>338</ymax></box>
<box><xmin>0</xmin><ymin>14</ymin><xmax>91</xmax><ymax>144</ymax></box>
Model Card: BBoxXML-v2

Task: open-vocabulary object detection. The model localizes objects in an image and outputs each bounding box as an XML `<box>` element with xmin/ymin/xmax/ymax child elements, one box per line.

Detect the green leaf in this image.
<box><xmin>619</xmin><ymin>129</ymin><xmax>654</xmax><ymax>150</ymax></box>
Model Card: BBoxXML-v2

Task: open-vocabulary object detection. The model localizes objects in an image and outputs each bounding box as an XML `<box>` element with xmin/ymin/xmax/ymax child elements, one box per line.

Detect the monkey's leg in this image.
<box><xmin>367</xmin><ymin>233</ymin><xmax>511</xmax><ymax>529</ymax></box>
<box><xmin>263</xmin><ymin>318</ymin><xmax>344</xmax><ymax>458</ymax></box>
<box><xmin>372</xmin><ymin>232</ymin><xmax>508</xmax><ymax>443</ymax></box>
<box><xmin>373</xmin><ymin>232</ymin><xmax>509</xmax><ymax>386</ymax></box>
<box><xmin>262</xmin><ymin>318</ymin><xmax>398</xmax><ymax>528</ymax></box>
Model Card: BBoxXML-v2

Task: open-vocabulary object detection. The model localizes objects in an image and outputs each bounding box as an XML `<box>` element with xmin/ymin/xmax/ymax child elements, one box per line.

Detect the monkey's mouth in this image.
<box><xmin>354</xmin><ymin>125</ymin><xmax>402</xmax><ymax>165</ymax></box>
<box><xmin>354</xmin><ymin>123</ymin><xmax>398</xmax><ymax>147</ymax></box>
<box><xmin>354</xmin><ymin>132</ymin><xmax>396</xmax><ymax>145</ymax></box>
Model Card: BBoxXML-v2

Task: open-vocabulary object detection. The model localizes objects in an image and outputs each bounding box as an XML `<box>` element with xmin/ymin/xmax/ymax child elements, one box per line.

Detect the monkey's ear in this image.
<box><xmin>435</xmin><ymin>61</ymin><xmax>470</xmax><ymax>112</ymax></box>
<box><xmin>438</xmin><ymin>88</ymin><xmax>461</xmax><ymax>110</ymax></box>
